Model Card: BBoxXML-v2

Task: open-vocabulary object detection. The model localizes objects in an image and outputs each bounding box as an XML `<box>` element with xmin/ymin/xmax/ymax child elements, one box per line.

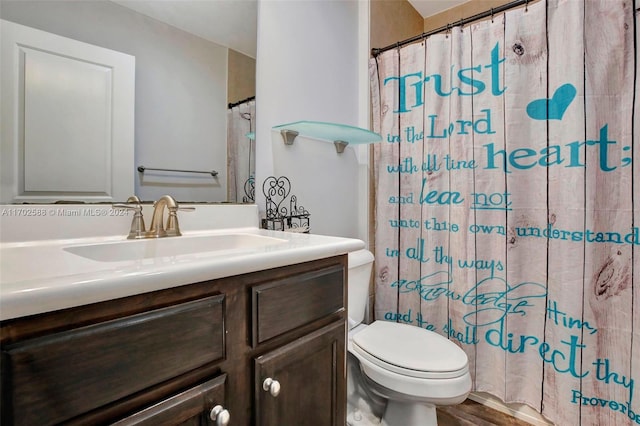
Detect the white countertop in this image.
<box><xmin>0</xmin><ymin>204</ymin><xmax>365</xmax><ymax>320</ymax></box>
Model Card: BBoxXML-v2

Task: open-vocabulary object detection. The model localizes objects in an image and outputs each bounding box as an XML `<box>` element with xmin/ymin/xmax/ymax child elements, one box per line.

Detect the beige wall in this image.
<box><xmin>370</xmin><ymin>0</ymin><xmax>526</xmax><ymax>53</ymax></box>
<box><xmin>227</xmin><ymin>49</ymin><xmax>256</xmax><ymax>105</ymax></box>
<box><xmin>370</xmin><ymin>0</ymin><xmax>424</xmax><ymax>52</ymax></box>
<box><xmin>423</xmin><ymin>0</ymin><xmax>516</xmax><ymax>32</ymax></box>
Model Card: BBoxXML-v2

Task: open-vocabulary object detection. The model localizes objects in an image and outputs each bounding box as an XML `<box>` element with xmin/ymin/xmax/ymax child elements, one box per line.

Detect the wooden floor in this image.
<box><xmin>437</xmin><ymin>400</ymin><xmax>534</xmax><ymax>426</ymax></box>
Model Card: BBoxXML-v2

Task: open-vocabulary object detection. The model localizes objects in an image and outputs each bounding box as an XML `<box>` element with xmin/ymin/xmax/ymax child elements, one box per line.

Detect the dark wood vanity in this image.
<box><xmin>0</xmin><ymin>255</ymin><xmax>347</xmax><ymax>425</ymax></box>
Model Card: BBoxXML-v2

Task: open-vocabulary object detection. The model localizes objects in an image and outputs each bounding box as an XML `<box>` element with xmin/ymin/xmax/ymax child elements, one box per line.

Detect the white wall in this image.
<box><xmin>256</xmin><ymin>0</ymin><xmax>369</xmax><ymax>240</ymax></box>
<box><xmin>1</xmin><ymin>1</ymin><xmax>228</xmax><ymax>202</ymax></box>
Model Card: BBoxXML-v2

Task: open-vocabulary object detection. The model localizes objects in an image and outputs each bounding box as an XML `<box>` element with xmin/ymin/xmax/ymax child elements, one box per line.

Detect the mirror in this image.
<box><xmin>0</xmin><ymin>0</ymin><xmax>256</xmax><ymax>204</ymax></box>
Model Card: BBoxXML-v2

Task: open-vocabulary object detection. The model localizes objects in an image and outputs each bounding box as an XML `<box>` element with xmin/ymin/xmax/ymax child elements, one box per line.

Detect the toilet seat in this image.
<box><xmin>351</xmin><ymin>321</ymin><xmax>469</xmax><ymax>380</ymax></box>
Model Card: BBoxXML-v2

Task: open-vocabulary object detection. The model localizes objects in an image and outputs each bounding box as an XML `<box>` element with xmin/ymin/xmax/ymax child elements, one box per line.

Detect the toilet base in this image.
<box><xmin>381</xmin><ymin>400</ymin><xmax>438</xmax><ymax>426</ymax></box>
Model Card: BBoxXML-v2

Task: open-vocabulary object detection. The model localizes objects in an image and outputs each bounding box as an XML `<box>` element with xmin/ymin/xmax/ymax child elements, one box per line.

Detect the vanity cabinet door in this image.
<box><xmin>254</xmin><ymin>320</ymin><xmax>346</xmax><ymax>426</ymax></box>
<box><xmin>2</xmin><ymin>295</ymin><xmax>225</xmax><ymax>425</ymax></box>
<box><xmin>113</xmin><ymin>374</ymin><xmax>228</xmax><ymax>426</ymax></box>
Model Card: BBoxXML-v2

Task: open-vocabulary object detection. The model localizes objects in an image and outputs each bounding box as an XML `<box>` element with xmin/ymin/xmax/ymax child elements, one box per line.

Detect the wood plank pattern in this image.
<box><xmin>447</xmin><ymin>25</ymin><xmax>478</xmax><ymax>384</ymax></box>
<box><xmin>421</xmin><ymin>32</ymin><xmax>451</xmax><ymax>332</ymax></box>
<box><xmin>581</xmin><ymin>1</ymin><xmax>635</xmax><ymax>424</ymax></box>
<box><xmin>372</xmin><ymin>50</ymin><xmax>401</xmax><ymax>321</ymax></box>
<box><xmin>633</xmin><ymin>8</ymin><xmax>640</xmax><ymax>426</ymax></box>
<box><xmin>398</xmin><ymin>42</ymin><xmax>425</xmax><ymax>327</ymax></box>
<box><xmin>503</xmin><ymin>2</ymin><xmax>548</xmax><ymax>406</ymax></box>
<box><xmin>542</xmin><ymin>1</ymin><xmax>586</xmax><ymax>424</ymax></box>
<box><xmin>468</xmin><ymin>16</ymin><xmax>507</xmax><ymax>401</ymax></box>
<box><xmin>371</xmin><ymin>2</ymin><xmax>638</xmax><ymax>425</ymax></box>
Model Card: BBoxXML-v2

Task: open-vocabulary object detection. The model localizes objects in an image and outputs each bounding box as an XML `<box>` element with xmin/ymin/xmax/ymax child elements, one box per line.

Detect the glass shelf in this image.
<box><xmin>272</xmin><ymin>121</ymin><xmax>382</xmax><ymax>153</ymax></box>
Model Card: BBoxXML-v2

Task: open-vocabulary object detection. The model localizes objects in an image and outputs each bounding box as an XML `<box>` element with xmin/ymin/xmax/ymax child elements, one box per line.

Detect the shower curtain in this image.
<box><xmin>370</xmin><ymin>0</ymin><xmax>638</xmax><ymax>424</ymax></box>
<box><xmin>227</xmin><ymin>99</ymin><xmax>256</xmax><ymax>202</ymax></box>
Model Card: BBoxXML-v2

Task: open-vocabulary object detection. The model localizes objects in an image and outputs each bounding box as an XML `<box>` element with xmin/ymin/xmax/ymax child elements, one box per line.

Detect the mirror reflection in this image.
<box><xmin>0</xmin><ymin>0</ymin><xmax>256</xmax><ymax>204</ymax></box>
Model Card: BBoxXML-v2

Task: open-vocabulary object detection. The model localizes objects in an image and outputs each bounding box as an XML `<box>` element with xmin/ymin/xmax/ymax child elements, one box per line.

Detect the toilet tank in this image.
<box><xmin>347</xmin><ymin>249</ymin><xmax>374</xmax><ymax>328</ymax></box>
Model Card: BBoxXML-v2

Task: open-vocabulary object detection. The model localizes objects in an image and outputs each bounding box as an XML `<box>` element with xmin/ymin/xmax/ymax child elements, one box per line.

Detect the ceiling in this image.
<box><xmin>110</xmin><ymin>0</ymin><xmax>258</xmax><ymax>58</ymax></box>
<box><xmin>407</xmin><ymin>0</ymin><xmax>468</xmax><ymax>18</ymax></box>
<box><xmin>110</xmin><ymin>0</ymin><xmax>467</xmax><ymax>59</ymax></box>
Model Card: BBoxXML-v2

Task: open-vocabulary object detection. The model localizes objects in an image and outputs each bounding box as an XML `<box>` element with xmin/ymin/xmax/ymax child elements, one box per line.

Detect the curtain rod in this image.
<box><xmin>228</xmin><ymin>95</ymin><xmax>255</xmax><ymax>109</ymax></box>
<box><xmin>371</xmin><ymin>0</ymin><xmax>534</xmax><ymax>57</ymax></box>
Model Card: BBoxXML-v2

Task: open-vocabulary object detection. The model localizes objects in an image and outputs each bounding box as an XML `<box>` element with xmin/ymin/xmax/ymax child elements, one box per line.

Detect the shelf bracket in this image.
<box><xmin>280</xmin><ymin>129</ymin><xmax>299</xmax><ymax>145</ymax></box>
<box><xmin>333</xmin><ymin>140</ymin><xmax>349</xmax><ymax>154</ymax></box>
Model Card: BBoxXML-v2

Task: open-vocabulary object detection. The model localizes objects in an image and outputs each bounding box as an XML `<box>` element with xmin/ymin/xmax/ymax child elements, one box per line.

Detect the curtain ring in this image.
<box><xmin>459</xmin><ymin>18</ymin><xmax>464</xmax><ymax>32</ymax></box>
<box><xmin>525</xmin><ymin>0</ymin><xmax>529</xmax><ymax>12</ymax></box>
<box><xmin>491</xmin><ymin>8</ymin><xmax>494</xmax><ymax>22</ymax></box>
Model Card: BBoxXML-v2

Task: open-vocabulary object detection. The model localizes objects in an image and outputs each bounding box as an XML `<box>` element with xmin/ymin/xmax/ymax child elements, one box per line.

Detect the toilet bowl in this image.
<box><xmin>347</xmin><ymin>250</ymin><xmax>471</xmax><ymax>426</ymax></box>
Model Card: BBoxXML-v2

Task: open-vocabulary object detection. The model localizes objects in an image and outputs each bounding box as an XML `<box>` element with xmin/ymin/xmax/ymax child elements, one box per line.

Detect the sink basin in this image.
<box><xmin>64</xmin><ymin>233</ymin><xmax>288</xmax><ymax>262</ymax></box>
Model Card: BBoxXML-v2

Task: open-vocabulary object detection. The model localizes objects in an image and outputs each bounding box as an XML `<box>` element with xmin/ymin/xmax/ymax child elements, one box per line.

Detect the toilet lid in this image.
<box><xmin>352</xmin><ymin>321</ymin><xmax>469</xmax><ymax>379</ymax></box>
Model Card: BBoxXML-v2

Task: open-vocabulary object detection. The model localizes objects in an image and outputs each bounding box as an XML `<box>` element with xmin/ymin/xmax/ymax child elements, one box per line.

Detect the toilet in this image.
<box><xmin>347</xmin><ymin>249</ymin><xmax>472</xmax><ymax>426</ymax></box>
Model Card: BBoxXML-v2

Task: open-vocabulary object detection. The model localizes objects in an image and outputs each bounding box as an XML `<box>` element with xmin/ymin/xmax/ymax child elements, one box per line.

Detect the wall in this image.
<box><xmin>254</xmin><ymin>0</ymin><xmax>421</xmax><ymax>240</ymax></box>
<box><xmin>228</xmin><ymin>49</ymin><xmax>256</xmax><ymax>105</ymax></box>
<box><xmin>422</xmin><ymin>0</ymin><xmax>513</xmax><ymax>32</ymax></box>
<box><xmin>255</xmin><ymin>0</ymin><xmax>365</xmax><ymax>239</ymax></box>
<box><xmin>1</xmin><ymin>1</ymin><xmax>228</xmax><ymax>202</ymax></box>
<box><xmin>370</xmin><ymin>0</ymin><xmax>424</xmax><ymax>51</ymax></box>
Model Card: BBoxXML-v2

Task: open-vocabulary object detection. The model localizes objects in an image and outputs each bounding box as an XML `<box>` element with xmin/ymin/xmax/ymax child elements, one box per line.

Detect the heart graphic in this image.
<box><xmin>526</xmin><ymin>83</ymin><xmax>577</xmax><ymax>121</ymax></box>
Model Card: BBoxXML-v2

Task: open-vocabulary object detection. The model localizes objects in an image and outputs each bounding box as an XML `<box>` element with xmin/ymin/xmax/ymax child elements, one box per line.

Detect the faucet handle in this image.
<box><xmin>113</xmin><ymin>199</ymin><xmax>147</xmax><ymax>239</ymax></box>
<box><xmin>164</xmin><ymin>205</ymin><xmax>196</xmax><ymax>237</ymax></box>
<box><xmin>112</xmin><ymin>203</ymin><xmax>141</xmax><ymax>210</ymax></box>
<box><xmin>113</xmin><ymin>195</ymin><xmax>143</xmax><ymax>210</ymax></box>
<box><xmin>165</xmin><ymin>207</ymin><xmax>181</xmax><ymax>237</ymax></box>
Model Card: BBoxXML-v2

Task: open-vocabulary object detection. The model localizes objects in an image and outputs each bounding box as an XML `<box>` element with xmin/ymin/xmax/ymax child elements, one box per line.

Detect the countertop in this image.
<box><xmin>0</xmin><ymin>204</ymin><xmax>365</xmax><ymax>320</ymax></box>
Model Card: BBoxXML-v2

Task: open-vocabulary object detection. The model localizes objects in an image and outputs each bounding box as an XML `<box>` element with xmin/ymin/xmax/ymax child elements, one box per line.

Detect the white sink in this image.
<box><xmin>64</xmin><ymin>233</ymin><xmax>288</xmax><ymax>262</ymax></box>
<box><xmin>1</xmin><ymin>202</ymin><xmax>367</xmax><ymax>321</ymax></box>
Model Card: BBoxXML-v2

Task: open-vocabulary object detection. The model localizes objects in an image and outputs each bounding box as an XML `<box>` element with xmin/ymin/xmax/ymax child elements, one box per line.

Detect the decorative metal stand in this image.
<box><xmin>242</xmin><ymin>176</ymin><xmax>255</xmax><ymax>203</ymax></box>
<box><xmin>261</xmin><ymin>176</ymin><xmax>310</xmax><ymax>233</ymax></box>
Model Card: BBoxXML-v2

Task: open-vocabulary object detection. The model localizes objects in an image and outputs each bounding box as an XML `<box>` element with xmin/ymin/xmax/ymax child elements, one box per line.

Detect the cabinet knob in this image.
<box><xmin>262</xmin><ymin>377</ymin><xmax>281</xmax><ymax>397</ymax></box>
<box><xmin>209</xmin><ymin>405</ymin><xmax>230</xmax><ymax>426</ymax></box>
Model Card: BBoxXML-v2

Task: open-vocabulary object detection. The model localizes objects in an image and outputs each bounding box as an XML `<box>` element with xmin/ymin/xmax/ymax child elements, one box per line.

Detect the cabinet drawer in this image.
<box><xmin>113</xmin><ymin>374</ymin><xmax>227</xmax><ymax>426</ymax></box>
<box><xmin>252</xmin><ymin>264</ymin><xmax>344</xmax><ymax>345</ymax></box>
<box><xmin>2</xmin><ymin>295</ymin><xmax>225</xmax><ymax>426</ymax></box>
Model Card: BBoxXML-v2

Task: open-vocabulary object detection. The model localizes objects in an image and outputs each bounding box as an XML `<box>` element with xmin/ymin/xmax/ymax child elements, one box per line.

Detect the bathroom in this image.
<box><xmin>1</xmin><ymin>0</ymin><xmax>638</xmax><ymax>425</ymax></box>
